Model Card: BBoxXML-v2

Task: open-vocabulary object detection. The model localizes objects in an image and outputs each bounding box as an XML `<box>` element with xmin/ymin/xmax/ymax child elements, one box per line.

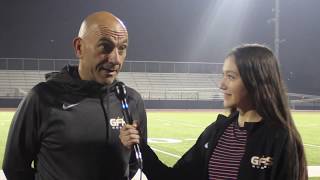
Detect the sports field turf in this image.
<box><xmin>1</xmin><ymin>110</ymin><xmax>320</xmax><ymax>179</ymax></box>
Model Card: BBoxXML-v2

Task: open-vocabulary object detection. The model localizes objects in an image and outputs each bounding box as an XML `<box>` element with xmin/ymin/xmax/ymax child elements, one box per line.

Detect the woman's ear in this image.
<box><xmin>73</xmin><ymin>37</ymin><xmax>82</xmax><ymax>58</ymax></box>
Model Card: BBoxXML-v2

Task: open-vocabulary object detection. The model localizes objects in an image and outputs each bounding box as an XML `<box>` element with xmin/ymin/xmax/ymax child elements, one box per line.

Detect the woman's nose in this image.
<box><xmin>219</xmin><ymin>77</ymin><xmax>226</xmax><ymax>90</ymax></box>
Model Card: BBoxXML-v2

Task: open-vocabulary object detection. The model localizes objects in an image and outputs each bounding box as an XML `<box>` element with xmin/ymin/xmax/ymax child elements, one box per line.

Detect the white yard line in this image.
<box><xmin>304</xmin><ymin>143</ymin><xmax>320</xmax><ymax>148</ymax></box>
<box><xmin>151</xmin><ymin>138</ymin><xmax>320</xmax><ymax>148</ymax></box>
<box><xmin>151</xmin><ymin>119</ymin><xmax>204</xmax><ymax>128</ymax></box>
<box><xmin>151</xmin><ymin>147</ymin><xmax>181</xmax><ymax>158</ymax></box>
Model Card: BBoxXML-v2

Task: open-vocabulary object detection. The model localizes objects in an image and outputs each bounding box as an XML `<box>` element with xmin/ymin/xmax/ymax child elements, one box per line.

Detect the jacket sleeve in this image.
<box><xmin>2</xmin><ymin>90</ymin><xmax>41</xmax><ymax>180</ymax></box>
<box><xmin>141</xmin><ymin>125</ymin><xmax>212</xmax><ymax>180</ymax></box>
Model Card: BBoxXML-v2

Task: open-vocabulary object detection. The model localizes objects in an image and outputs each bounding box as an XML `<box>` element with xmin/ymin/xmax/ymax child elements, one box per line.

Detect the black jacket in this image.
<box><xmin>3</xmin><ymin>65</ymin><xmax>147</xmax><ymax>180</ymax></box>
<box><xmin>142</xmin><ymin>111</ymin><xmax>297</xmax><ymax>180</ymax></box>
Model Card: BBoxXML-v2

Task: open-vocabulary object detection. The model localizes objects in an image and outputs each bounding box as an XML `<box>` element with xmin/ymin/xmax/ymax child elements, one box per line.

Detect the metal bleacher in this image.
<box><xmin>0</xmin><ymin>70</ymin><xmax>48</xmax><ymax>97</ymax></box>
<box><xmin>119</xmin><ymin>72</ymin><xmax>223</xmax><ymax>100</ymax></box>
<box><xmin>1</xmin><ymin>58</ymin><xmax>319</xmax><ymax>109</ymax></box>
<box><xmin>0</xmin><ymin>58</ymin><xmax>224</xmax><ymax>100</ymax></box>
<box><xmin>0</xmin><ymin>70</ymin><xmax>223</xmax><ymax>100</ymax></box>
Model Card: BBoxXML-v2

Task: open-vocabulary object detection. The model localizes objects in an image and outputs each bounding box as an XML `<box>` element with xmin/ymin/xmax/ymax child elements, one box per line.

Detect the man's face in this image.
<box><xmin>77</xmin><ymin>23</ymin><xmax>128</xmax><ymax>85</ymax></box>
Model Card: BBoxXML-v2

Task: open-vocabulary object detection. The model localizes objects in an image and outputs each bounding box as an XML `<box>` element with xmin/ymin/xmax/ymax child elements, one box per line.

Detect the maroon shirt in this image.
<box><xmin>208</xmin><ymin>121</ymin><xmax>247</xmax><ymax>180</ymax></box>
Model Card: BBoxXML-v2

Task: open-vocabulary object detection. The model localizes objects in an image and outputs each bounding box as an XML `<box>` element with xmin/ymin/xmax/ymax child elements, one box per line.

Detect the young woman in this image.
<box><xmin>120</xmin><ymin>44</ymin><xmax>308</xmax><ymax>180</ymax></box>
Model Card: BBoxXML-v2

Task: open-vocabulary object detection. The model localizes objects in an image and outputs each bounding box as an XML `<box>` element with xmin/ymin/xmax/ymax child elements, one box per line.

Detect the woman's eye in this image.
<box><xmin>227</xmin><ymin>74</ymin><xmax>235</xmax><ymax>80</ymax></box>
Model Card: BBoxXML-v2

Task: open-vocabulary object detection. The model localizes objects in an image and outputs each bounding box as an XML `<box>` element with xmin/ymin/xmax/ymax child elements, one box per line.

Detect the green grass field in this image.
<box><xmin>1</xmin><ymin>110</ymin><xmax>320</xmax><ymax>179</ymax></box>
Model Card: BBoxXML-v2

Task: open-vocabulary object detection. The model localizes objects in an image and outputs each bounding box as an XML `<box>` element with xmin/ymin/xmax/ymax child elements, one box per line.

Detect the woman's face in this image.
<box><xmin>220</xmin><ymin>56</ymin><xmax>252</xmax><ymax>111</ymax></box>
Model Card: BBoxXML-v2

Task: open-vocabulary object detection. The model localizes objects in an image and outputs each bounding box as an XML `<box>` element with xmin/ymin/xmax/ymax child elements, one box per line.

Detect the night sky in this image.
<box><xmin>1</xmin><ymin>0</ymin><xmax>319</xmax><ymax>95</ymax></box>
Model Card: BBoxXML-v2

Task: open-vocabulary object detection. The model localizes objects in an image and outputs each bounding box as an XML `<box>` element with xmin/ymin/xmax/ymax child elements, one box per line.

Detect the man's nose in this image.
<box><xmin>108</xmin><ymin>48</ymin><xmax>121</xmax><ymax>65</ymax></box>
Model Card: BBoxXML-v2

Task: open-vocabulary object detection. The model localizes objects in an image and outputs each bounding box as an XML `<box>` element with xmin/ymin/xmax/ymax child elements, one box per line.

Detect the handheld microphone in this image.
<box><xmin>115</xmin><ymin>82</ymin><xmax>143</xmax><ymax>171</ymax></box>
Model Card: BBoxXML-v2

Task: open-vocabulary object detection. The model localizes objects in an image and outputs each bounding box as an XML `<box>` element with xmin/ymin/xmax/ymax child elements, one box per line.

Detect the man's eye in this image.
<box><xmin>101</xmin><ymin>43</ymin><xmax>115</xmax><ymax>54</ymax></box>
<box><xmin>119</xmin><ymin>45</ymin><xmax>127</xmax><ymax>51</ymax></box>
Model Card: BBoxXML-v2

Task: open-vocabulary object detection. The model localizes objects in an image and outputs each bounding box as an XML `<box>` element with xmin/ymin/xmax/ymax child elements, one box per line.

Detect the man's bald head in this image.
<box><xmin>74</xmin><ymin>11</ymin><xmax>129</xmax><ymax>85</ymax></box>
<box><xmin>78</xmin><ymin>11</ymin><xmax>128</xmax><ymax>38</ymax></box>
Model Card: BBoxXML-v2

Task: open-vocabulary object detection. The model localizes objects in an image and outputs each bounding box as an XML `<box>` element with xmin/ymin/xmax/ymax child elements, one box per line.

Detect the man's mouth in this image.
<box><xmin>100</xmin><ymin>67</ymin><xmax>118</xmax><ymax>76</ymax></box>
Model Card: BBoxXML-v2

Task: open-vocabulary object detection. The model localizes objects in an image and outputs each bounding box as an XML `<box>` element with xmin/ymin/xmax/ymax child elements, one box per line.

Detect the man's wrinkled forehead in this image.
<box><xmin>95</xmin><ymin>24</ymin><xmax>128</xmax><ymax>40</ymax></box>
<box><xmin>82</xmin><ymin>23</ymin><xmax>128</xmax><ymax>41</ymax></box>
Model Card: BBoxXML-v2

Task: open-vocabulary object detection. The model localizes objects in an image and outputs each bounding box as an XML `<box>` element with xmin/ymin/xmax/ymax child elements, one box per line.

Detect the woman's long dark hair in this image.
<box><xmin>228</xmin><ymin>44</ymin><xmax>307</xmax><ymax>179</ymax></box>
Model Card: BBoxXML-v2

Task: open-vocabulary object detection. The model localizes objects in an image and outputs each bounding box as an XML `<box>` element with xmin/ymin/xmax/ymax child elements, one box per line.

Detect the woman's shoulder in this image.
<box><xmin>202</xmin><ymin>112</ymin><xmax>236</xmax><ymax>133</ymax></box>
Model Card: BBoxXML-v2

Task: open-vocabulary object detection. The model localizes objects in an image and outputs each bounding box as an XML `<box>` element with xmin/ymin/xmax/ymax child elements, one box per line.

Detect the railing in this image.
<box><xmin>1</xmin><ymin>58</ymin><xmax>319</xmax><ymax>109</ymax></box>
<box><xmin>0</xmin><ymin>58</ymin><xmax>223</xmax><ymax>74</ymax></box>
<box><xmin>0</xmin><ymin>59</ymin><xmax>224</xmax><ymax>100</ymax></box>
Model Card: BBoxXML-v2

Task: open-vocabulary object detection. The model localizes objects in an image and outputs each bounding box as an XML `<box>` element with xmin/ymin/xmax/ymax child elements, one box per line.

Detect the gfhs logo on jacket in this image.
<box><xmin>251</xmin><ymin>156</ymin><xmax>273</xmax><ymax>169</ymax></box>
<box><xmin>109</xmin><ymin>117</ymin><xmax>126</xmax><ymax>129</ymax></box>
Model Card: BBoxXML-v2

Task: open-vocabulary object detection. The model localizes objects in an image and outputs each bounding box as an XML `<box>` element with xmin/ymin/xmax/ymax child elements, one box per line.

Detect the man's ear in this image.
<box><xmin>73</xmin><ymin>37</ymin><xmax>83</xmax><ymax>58</ymax></box>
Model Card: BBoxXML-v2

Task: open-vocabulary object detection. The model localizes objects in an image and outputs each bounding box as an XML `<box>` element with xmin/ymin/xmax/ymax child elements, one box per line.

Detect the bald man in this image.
<box><xmin>3</xmin><ymin>11</ymin><xmax>147</xmax><ymax>180</ymax></box>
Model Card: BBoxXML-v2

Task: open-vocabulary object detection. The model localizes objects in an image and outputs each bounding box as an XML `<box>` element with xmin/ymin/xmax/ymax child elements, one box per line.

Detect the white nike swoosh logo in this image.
<box><xmin>204</xmin><ymin>142</ymin><xmax>209</xmax><ymax>149</ymax></box>
<box><xmin>62</xmin><ymin>103</ymin><xmax>80</xmax><ymax>110</ymax></box>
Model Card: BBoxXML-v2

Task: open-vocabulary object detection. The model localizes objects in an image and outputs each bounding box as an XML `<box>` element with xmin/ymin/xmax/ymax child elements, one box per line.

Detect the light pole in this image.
<box><xmin>274</xmin><ymin>0</ymin><xmax>280</xmax><ymax>62</ymax></box>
